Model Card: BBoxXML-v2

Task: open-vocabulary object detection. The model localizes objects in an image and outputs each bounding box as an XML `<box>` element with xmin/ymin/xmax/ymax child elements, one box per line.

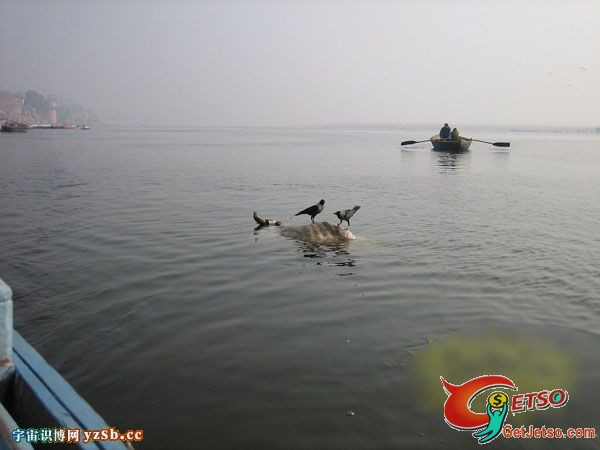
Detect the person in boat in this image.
<box><xmin>439</xmin><ymin>123</ymin><xmax>451</xmax><ymax>139</ymax></box>
<box><xmin>451</xmin><ymin>128</ymin><xmax>460</xmax><ymax>141</ymax></box>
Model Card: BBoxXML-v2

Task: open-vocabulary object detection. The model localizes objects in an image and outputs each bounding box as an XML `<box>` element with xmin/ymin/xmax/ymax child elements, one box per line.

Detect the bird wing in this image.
<box><xmin>296</xmin><ymin>204</ymin><xmax>316</xmax><ymax>216</ymax></box>
<box><xmin>342</xmin><ymin>206</ymin><xmax>360</xmax><ymax>219</ymax></box>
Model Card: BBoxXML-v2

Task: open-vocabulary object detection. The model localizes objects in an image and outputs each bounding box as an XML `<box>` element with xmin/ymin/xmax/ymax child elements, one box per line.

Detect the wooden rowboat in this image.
<box><xmin>431</xmin><ymin>134</ymin><xmax>472</xmax><ymax>152</ymax></box>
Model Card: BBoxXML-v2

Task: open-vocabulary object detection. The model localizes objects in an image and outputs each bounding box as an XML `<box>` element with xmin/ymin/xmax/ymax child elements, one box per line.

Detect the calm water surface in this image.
<box><xmin>1</xmin><ymin>127</ymin><xmax>599</xmax><ymax>449</ymax></box>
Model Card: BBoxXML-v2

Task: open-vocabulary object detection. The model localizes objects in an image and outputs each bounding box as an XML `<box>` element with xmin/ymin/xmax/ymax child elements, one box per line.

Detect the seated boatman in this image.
<box><xmin>440</xmin><ymin>123</ymin><xmax>451</xmax><ymax>139</ymax></box>
<box><xmin>451</xmin><ymin>127</ymin><xmax>460</xmax><ymax>141</ymax></box>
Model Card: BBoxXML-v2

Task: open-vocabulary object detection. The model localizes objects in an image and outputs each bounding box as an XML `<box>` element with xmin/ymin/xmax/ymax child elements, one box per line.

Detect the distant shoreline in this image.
<box><xmin>91</xmin><ymin>123</ymin><xmax>600</xmax><ymax>135</ymax></box>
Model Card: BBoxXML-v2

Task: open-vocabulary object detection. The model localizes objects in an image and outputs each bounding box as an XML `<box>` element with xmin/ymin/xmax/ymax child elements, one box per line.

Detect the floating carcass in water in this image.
<box><xmin>253</xmin><ymin>211</ymin><xmax>355</xmax><ymax>245</ymax></box>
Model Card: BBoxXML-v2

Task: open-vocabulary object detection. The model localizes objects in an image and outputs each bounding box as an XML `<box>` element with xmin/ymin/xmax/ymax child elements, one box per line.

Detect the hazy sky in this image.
<box><xmin>1</xmin><ymin>1</ymin><xmax>599</xmax><ymax>127</ymax></box>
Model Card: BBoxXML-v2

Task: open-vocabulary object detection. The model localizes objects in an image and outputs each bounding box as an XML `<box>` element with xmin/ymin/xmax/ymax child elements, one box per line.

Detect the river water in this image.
<box><xmin>1</xmin><ymin>127</ymin><xmax>599</xmax><ymax>449</ymax></box>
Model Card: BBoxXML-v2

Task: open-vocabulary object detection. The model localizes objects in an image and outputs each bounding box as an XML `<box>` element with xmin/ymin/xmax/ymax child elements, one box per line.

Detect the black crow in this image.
<box><xmin>295</xmin><ymin>199</ymin><xmax>325</xmax><ymax>223</ymax></box>
<box><xmin>334</xmin><ymin>206</ymin><xmax>361</xmax><ymax>227</ymax></box>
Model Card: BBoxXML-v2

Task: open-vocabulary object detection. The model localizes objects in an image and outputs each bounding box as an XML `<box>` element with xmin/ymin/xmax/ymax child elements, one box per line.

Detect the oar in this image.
<box><xmin>470</xmin><ymin>139</ymin><xmax>510</xmax><ymax>147</ymax></box>
<box><xmin>401</xmin><ymin>139</ymin><xmax>430</xmax><ymax>146</ymax></box>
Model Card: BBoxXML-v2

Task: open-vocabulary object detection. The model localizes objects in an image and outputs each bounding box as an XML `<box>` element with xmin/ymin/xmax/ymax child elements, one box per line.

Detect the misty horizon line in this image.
<box><xmin>96</xmin><ymin>121</ymin><xmax>600</xmax><ymax>132</ymax></box>
<box><xmin>3</xmin><ymin>89</ymin><xmax>597</xmax><ymax>132</ymax></box>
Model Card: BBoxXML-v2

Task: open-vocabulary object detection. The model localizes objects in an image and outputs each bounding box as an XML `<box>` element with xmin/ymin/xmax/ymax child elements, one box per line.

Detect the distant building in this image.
<box><xmin>0</xmin><ymin>90</ymin><xmax>95</xmax><ymax>125</ymax></box>
<box><xmin>48</xmin><ymin>101</ymin><xmax>58</xmax><ymax>124</ymax></box>
<box><xmin>0</xmin><ymin>90</ymin><xmax>24</xmax><ymax>120</ymax></box>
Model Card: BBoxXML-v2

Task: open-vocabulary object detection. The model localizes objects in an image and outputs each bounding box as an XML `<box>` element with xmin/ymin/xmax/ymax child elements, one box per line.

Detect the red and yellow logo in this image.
<box><xmin>440</xmin><ymin>375</ymin><xmax>516</xmax><ymax>431</ymax></box>
<box><xmin>441</xmin><ymin>374</ymin><xmax>574</xmax><ymax>445</ymax></box>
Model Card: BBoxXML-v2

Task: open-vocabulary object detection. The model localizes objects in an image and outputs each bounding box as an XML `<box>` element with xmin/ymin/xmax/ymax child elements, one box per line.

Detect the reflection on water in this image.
<box><xmin>252</xmin><ymin>221</ymin><xmax>283</xmax><ymax>240</ymax></box>
<box><xmin>252</xmin><ymin>224</ymin><xmax>272</xmax><ymax>241</ymax></box>
<box><xmin>295</xmin><ymin>241</ymin><xmax>357</xmax><ymax>275</ymax></box>
<box><xmin>433</xmin><ymin>150</ymin><xmax>471</xmax><ymax>172</ymax></box>
<box><xmin>251</xmin><ymin>225</ymin><xmax>358</xmax><ymax>276</ymax></box>
<box><xmin>491</xmin><ymin>148</ymin><xmax>510</xmax><ymax>164</ymax></box>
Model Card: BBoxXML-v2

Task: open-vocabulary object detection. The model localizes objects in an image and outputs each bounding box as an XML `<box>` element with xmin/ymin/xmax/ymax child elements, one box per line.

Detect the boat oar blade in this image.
<box><xmin>471</xmin><ymin>138</ymin><xmax>510</xmax><ymax>148</ymax></box>
<box><xmin>401</xmin><ymin>139</ymin><xmax>431</xmax><ymax>146</ymax></box>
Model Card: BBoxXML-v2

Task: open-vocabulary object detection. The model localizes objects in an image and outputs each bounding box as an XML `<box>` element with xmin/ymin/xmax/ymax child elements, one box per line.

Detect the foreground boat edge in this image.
<box><xmin>0</xmin><ymin>278</ymin><xmax>131</xmax><ymax>449</ymax></box>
